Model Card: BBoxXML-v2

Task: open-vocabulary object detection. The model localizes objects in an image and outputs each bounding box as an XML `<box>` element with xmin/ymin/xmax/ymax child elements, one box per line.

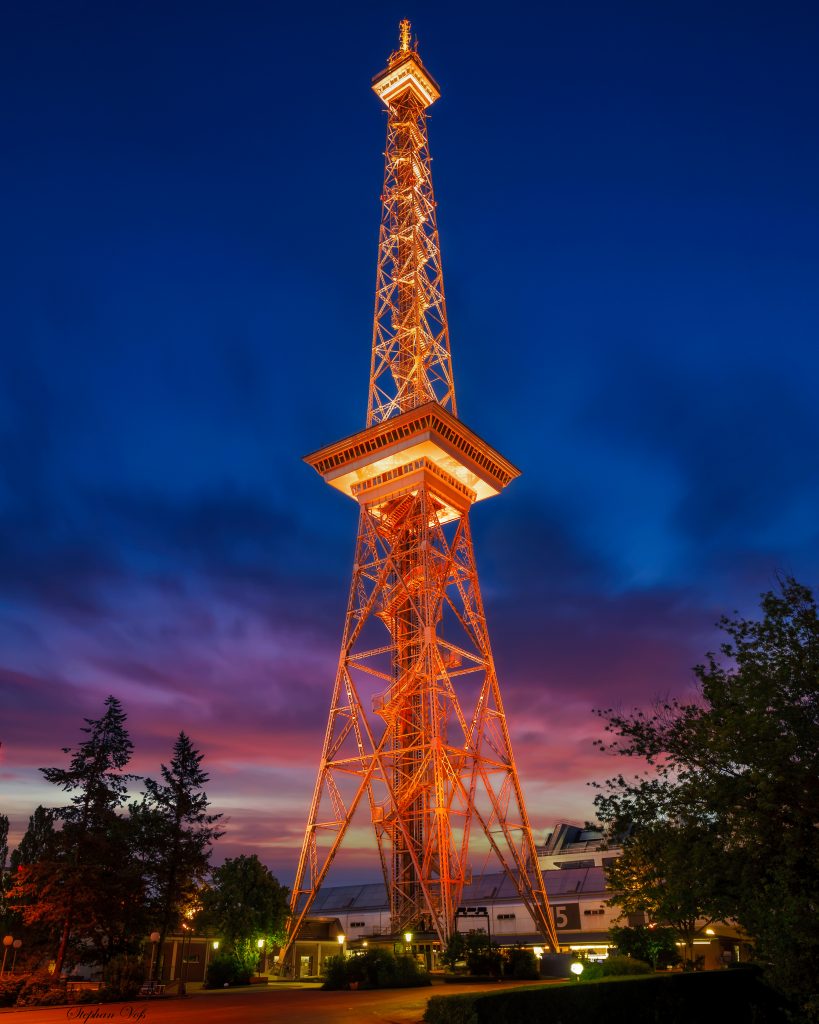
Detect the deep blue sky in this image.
<box><xmin>2</xmin><ymin>1</ymin><xmax>818</xmax><ymax>880</ymax></box>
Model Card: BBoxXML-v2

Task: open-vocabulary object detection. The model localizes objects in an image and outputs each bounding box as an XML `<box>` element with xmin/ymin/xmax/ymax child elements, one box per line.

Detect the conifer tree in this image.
<box><xmin>9</xmin><ymin>696</ymin><xmax>138</xmax><ymax>976</ymax></box>
<box><xmin>132</xmin><ymin>732</ymin><xmax>223</xmax><ymax>979</ymax></box>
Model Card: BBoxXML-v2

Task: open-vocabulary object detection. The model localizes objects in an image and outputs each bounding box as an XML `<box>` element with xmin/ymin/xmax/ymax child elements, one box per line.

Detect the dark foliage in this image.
<box><xmin>204</xmin><ymin>951</ymin><xmax>252</xmax><ymax>987</ymax></box>
<box><xmin>593</xmin><ymin>578</ymin><xmax>819</xmax><ymax>1017</ymax></box>
<box><xmin>424</xmin><ymin>970</ymin><xmax>788</xmax><ymax>1024</ymax></box>
<box><xmin>322</xmin><ymin>948</ymin><xmax>431</xmax><ymax>990</ymax></box>
<box><xmin>131</xmin><ymin>731</ymin><xmax>223</xmax><ymax>979</ymax></box>
<box><xmin>501</xmin><ymin>946</ymin><xmax>539</xmax><ymax>980</ymax></box>
<box><xmin>581</xmin><ymin>954</ymin><xmax>653</xmax><ymax>979</ymax></box>
<box><xmin>101</xmin><ymin>953</ymin><xmax>144</xmax><ymax>1000</ymax></box>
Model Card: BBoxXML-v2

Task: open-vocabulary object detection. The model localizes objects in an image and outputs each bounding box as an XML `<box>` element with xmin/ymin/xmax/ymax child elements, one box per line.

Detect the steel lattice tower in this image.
<box><xmin>283</xmin><ymin>21</ymin><xmax>559</xmax><ymax>959</ymax></box>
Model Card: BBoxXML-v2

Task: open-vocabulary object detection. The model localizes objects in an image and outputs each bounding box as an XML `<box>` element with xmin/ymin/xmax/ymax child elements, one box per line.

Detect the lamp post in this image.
<box><xmin>148</xmin><ymin>931</ymin><xmax>160</xmax><ymax>984</ymax></box>
<box><xmin>1</xmin><ymin>936</ymin><xmax>13</xmax><ymax>977</ymax></box>
<box><xmin>257</xmin><ymin>938</ymin><xmax>265</xmax><ymax>977</ymax></box>
<box><xmin>404</xmin><ymin>932</ymin><xmax>413</xmax><ymax>957</ymax></box>
<box><xmin>336</xmin><ymin>933</ymin><xmax>345</xmax><ymax>957</ymax></box>
<box><xmin>178</xmin><ymin>924</ymin><xmax>191</xmax><ymax>997</ymax></box>
<box><xmin>11</xmin><ymin>940</ymin><xmax>22</xmax><ymax>974</ymax></box>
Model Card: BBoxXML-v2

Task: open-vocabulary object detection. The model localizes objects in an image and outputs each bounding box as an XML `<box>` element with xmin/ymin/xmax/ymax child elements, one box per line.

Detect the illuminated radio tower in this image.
<box><xmin>284</xmin><ymin>21</ymin><xmax>559</xmax><ymax>956</ymax></box>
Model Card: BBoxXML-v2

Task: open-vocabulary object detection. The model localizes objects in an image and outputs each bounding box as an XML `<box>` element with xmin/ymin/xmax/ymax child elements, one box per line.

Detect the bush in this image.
<box><xmin>102</xmin><ymin>953</ymin><xmax>144</xmax><ymax>1000</ymax></box>
<box><xmin>0</xmin><ymin>976</ymin><xmax>27</xmax><ymax>1007</ymax></box>
<box><xmin>205</xmin><ymin>950</ymin><xmax>252</xmax><ymax>988</ymax></box>
<box><xmin>322</xmin><ymin>949</ymin><xmax>431</xmax><ymax>990</ymax></box>
<box><xmin>393</xmin><ymin>954</ymin><xmax>430</xmax><ymax>988</ymax></box>
<box><xmin>14</xmin><ymin>973</ymin><xmax>66</xmax><ymax>1007</ymax></box>
<box><xmin>610</xmin><ymin>925</ymin><xmax>680</xmax><ymax>969</ymax></box>
<box><xmin>441</xmin><ymin>932</ymin><xmax>467</xmax><ymax>972</ymax></box>
<box><xmin>464</xmin><ymin>935</ymin><xmax>502</xmax><ymax>978</ymax></box>
<box><xmin>582</xmin><ymin>955</ymin><xmax>653</xmax><ymax>979</ymax></box>
<box><xmin>423</xmin><ymin>970</ymin><xmax>789</xmax><ymax>1024</ymax></box>
<box><xmin>321</xmin><ymin>955</ymin><xmax>349</xmax><ymax>991</ymax></box>
<box><xmin>502</xmin><ymin>947</ymin><xmax>539</xmax><ymax>981</ymax></box>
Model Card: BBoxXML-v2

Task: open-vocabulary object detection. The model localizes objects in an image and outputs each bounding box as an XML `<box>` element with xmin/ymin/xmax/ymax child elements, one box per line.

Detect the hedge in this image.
<box><xmin>423</xmin><ymin>968</ymin><xmax>787</xmax><ymax>1024</ymax></box>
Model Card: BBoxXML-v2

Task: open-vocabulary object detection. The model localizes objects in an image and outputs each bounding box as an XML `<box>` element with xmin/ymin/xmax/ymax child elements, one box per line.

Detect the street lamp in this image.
<box><xmin>1</xmin><ymin>936</ymin><xmax>13</xmax><ymax>978</ymax></box>
<box><xmin>179</xmin><ymin>923</ymin><xmax>191</xmax><ymax>997</ymax></box>
<box><xmin>257</xmin><ymin>938</ymin><xmax>265</xmax><ymax>977</ymax></box>
<box><xmin>336</xmin><ymin>934</ymin><xmax>345</xmax><ymax>956</ymax></box>
<box><xmin>404</xmin><ymin>931</ymin><xmax>413</xmax><ymax>956</ymax></box>
<box><xmin>11</xmin><ymin>940</ymin><xmax>22</xmax><ymax>974</ymax></box>
<box><xmin>149</xmin><ymin>931</ymin><xmax>160</xmax><ymax>984</ymax></box>
<box><xmin>570</xmin><ymin>961</ymin><xmax>584</xmax><ymax>981</ymax></box>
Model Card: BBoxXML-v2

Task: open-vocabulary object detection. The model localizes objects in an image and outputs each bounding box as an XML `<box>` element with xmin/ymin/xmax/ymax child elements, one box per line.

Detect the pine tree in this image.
<box><xmin>9</xmin><ymin>696</ymin><xmax>138</xmax><ymax>976</ymax></box>
<box><xmin>132</xmin><ymin>732</ymin><xmax>223</xmax><ymax>979</ymax></box>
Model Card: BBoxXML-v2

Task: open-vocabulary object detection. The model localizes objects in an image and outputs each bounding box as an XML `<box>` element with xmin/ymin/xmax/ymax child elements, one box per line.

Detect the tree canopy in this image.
<box><xmin>131</xmin><ymin>731</ymin><xmax>223</xmax><ymax>977</ymax></box>
<box><xmin>9</xmin><ymin>696</ymin><xmax>143</xmax><ymax>974</ymax></box>
<box><xmin>593</xmin><ymin>577</ymin><xmax>819</xmax><ymax>1016</ymax></box>
<box><xmin>202</xmin><ymin>853</ymin><xmax>289</xmax><ymax>972</ymax></box>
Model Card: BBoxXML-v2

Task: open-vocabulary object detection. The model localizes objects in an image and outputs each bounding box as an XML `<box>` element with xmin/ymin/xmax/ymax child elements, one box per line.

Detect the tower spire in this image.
<box><xmin>282</xmin><ymin>25</ymin><xmax>559</xmax><ymax>968</ymax></box>
<box><xmin>368</xmin><ymin>21</ymin><xmax>453</xmax><ymax>424</ymax></box>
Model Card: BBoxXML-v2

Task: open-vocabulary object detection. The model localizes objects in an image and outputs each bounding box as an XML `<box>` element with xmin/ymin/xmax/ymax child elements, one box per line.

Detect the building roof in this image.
<box><xmin>308</xmin><ymin>867</ymin><xmax>608</xmax><ymax>914</ymax></box>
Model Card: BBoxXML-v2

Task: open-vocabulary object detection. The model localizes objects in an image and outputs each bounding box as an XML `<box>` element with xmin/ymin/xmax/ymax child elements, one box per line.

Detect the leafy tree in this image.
<box><xmin>0</xmin><ymin>813</ymin><xmax>8</xmax><ymax>872</ymax></box>
<box><xmin>602</xmin><ymin>817</ymin><xmax>731</xmax><ymax>961</ymax></box>
<box><xmin>593</xmin><ymin>577</ymin><xmax>819</xmax><ymax>1015</ymax></box>
<box><xmin>8</xmin><ymin>696</ymin><xmax>142</xmax><ymax>975</ymax></box>
<box><xmin>609</xmin><ymin>925</ymin><xmax>679</xmax><ymax>969</ymax></box>
<box><xmin>201</xmin><ymin>854</ymin><xmax>289</xmax><ymax>960</ymax></box>
<box><xmin>4</xmin><ymin>807</ymin><xmax>60</xmax><ymax>964</ymax></box>
<box><xmin>0</xmin><ymin>813</ymin><xmax>9</xmax><ymax>929</ymax></box>
<box><xmin>131</xmin><ymin>732</ymin><xmax>223</xmax><ymax>979</ymax></box>
<box><xmin>440</xmin><ymin>931</ymin><xmax>466</xmax><ymax>971</ymax></box>
<box><xmin>8</xmin><ymin>806</ymin><xmax>58</xmax><ymax>872</ymax></box>
<box><xmin>463</xmin><ymin>932</ymin><xmax>502</xmax><ymax>977</ymax></box>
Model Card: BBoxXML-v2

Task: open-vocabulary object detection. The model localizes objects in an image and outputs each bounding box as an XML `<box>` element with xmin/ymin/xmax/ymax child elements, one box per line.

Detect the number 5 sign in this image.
<box><xmin>552</xmin><ymin>903</ymin><xmax>581</xmax><ymax>931</ymax></box>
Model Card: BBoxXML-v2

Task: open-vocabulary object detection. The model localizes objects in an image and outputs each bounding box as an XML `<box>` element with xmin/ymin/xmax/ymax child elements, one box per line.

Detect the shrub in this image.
<box><xmin>321</xmin><ymin>954</ymin><xmax>349</xmax><ymax>990</ymax></box>
<box><xmin>102</xmin><ymin>953</ymin><xmax>144</xmax><ymax>1000</ymax></box>
<box><xmin>205</xmin><ymin>950</ymin><xmax>252</xmax><ymax>988</ymax></box>
<box><xmin>502</xmin><ymin>947</ymin><xmax>539</xmax><ymax>980</ymax></box>
<box><xmin>15</xmin><ymin>973</ymin><xmax>66</xmax><ymax>1007</ymax></box>
<box><xmin>441</xmin><ymin>932</ymin><xmax>467</xmax><ymax>971</ymax></box>
<box><xmin>393</xmin><ymin>953</ymin><xmax>430</xmax><ymax>988</ymax></box>
<box><xmin>582</xmin><ymin>955</ymin><xmax>653</xmax><ymax>980</ymax></box>
<box><xmin>0</xmin><ymin>976</ymin><xmax>27</xmax><ymax>1007</ymax></box>
<box><xmin>464</xmin><ymin>935</ymin><xmax>502</xmax><ymax>977</ymax></box>
<box><xmin>322</xmin><ymin>949</ymin><xmax>431</xmax><ymax>990</ymax></box>
<box><xmin>609</xmin><ymin>925</ymin><xmax>679</xmax><ymax>969</ymax></box>
<box><xmin>345</xmin><ymin>947</ymin><xmax>396</xmax><ymax>988</ymax></box>
<box><xmin>423</xmin><ymin>969</ymin><xmax>788</xmax><ymax>1024</ymax></box>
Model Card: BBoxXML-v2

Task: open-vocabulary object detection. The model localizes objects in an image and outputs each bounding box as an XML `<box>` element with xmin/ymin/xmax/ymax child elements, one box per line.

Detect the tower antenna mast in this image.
<box><xmin>282</xmin><ymin>20</ymin><xmax>559</xmax><ymax>963</ymax></box>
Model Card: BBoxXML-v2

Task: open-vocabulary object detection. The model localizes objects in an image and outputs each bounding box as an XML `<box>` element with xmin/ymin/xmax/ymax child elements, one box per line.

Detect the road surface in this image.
<box><xmin>0</xmin><ymin>978</ymin><xmax>558</xmax><ymax>1024</ymax></box>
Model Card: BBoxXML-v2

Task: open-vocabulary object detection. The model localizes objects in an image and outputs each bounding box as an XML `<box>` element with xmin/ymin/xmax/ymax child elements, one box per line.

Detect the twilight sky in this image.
<box><xmin>2</xmin><ymin>1</ymin><xmax>818</xmax><ymax>885</ymax></box>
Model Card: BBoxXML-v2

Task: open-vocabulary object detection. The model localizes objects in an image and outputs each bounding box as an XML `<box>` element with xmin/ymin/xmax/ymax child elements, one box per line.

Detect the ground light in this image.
<box><xmin>570</xmin><ymin>961</ymin><xmax>584</xmax><ymax>980</ymax></box>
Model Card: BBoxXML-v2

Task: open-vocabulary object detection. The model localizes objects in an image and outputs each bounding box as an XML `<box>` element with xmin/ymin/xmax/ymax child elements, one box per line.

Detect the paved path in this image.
<box><xmin>2</xmin><ymin>978</ymin><xmax>556</xmax><ymax>1024</ymax></box>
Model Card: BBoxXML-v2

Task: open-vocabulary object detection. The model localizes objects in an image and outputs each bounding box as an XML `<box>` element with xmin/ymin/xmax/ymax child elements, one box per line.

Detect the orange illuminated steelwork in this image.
<box><xmin>283</xmin><ymin>20</ymin><xmax>559</xmax><ymax>960</ymax></box>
